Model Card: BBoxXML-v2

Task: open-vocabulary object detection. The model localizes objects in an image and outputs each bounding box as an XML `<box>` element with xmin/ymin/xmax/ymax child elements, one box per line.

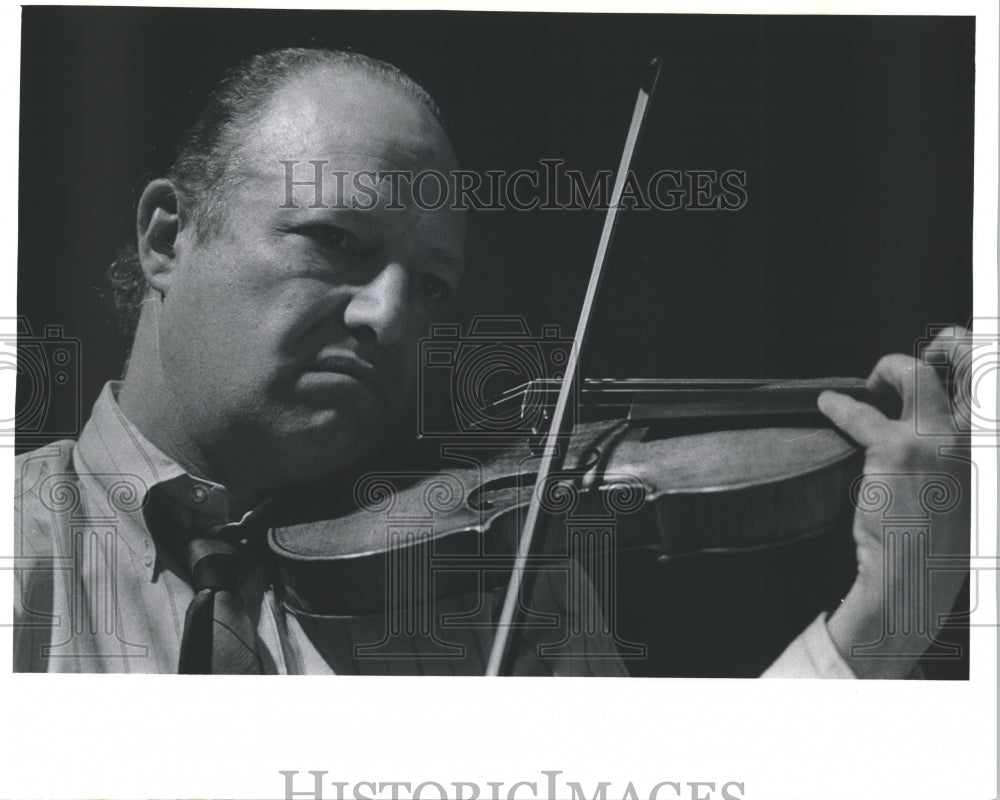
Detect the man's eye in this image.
<box><xmin>302</xmin><ymin>225</ymin><xmax>359</xmax><ymax>253</ymax></box>
<box><xmin>416</xmin><ymin>274</ymin><xmax>453</xmax><ymax>303</ymax></box>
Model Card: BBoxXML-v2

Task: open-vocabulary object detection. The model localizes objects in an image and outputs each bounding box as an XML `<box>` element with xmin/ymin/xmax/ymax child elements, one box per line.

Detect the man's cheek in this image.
<box><xmin>401</xmin><ymin>355</ymin><xmax>421</xmax><ymax>400</ymax></box>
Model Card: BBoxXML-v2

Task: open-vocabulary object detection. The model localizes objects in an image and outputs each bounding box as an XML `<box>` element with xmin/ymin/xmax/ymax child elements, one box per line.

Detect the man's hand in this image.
<box><xmin>817</xmin><ymin>326</ymin><xmax>972</xmax><ymax>678</ymax></box>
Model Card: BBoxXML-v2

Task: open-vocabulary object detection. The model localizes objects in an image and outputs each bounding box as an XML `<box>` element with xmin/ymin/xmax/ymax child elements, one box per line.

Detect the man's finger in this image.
<box><xmin>817</xmin><ymin>389</ymin><xmax>891</xmax><ymax>448</ymax></box>
<box><xmin>922</xmin><ymin>325</ymin><xmax>973</xmax><ymax>373</ymax></box>
<box><xmin>866</xmin><ymin>353</ymin><xmax>950</xmax><ymax>422</ymax></box>
<box><xmin>921</xmin><ymin>325</ymin><xmax>975</xmax><ymax>428</ymax></box>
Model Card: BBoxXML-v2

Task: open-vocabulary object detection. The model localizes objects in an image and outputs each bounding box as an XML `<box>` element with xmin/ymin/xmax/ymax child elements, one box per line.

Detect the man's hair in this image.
<box><xmin>106</xmin><ymin>47</ymin><xmax>443</xmax><ymax>337</ymax></box>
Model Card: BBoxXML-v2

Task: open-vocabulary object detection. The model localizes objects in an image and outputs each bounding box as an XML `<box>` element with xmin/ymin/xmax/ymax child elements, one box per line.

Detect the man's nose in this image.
<box><xmin>342</xmin><ymin>262</ymin><xmax>410</xmax><ymax>344</ymax></box>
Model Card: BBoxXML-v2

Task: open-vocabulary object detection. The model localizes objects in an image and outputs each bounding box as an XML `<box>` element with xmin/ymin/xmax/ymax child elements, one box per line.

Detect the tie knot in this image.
<box><xmin>186</xmin><ymin>538</ymin><xmax>243</xmax><ymax>592</ymax></box>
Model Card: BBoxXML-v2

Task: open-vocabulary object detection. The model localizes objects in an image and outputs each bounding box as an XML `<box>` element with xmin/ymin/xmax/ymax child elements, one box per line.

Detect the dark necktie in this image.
<box><xmin>178</xmin><ymin>536</ymin><xmax>264</xmax><ymax>674</ymax></box>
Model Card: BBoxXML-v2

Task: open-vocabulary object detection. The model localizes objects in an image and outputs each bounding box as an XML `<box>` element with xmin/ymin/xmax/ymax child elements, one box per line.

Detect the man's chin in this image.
<box><xmin>270</xmin><ymin>408</ymin><xmax>396</xmax><ymax>481</ymax></box>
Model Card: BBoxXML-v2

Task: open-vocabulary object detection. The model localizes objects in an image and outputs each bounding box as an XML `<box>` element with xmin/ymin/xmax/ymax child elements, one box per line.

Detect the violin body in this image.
<box><xmin>269</xmin><ymin>378</ymin><xmax>869</xmax><ymax>675</ymax></box>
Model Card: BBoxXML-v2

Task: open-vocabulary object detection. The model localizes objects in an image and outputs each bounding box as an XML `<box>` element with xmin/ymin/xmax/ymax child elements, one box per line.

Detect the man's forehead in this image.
<box><xmin>244</xmin><ymin>66</ymin><xmax>456</xmax><ymax>173</ymax></box>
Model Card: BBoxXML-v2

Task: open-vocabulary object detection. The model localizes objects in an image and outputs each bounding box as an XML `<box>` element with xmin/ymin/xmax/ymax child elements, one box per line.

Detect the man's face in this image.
<box><xmin>156</xmin><ymin>68</ymin><xmax>466</xmax><ymax>490</ymax></box>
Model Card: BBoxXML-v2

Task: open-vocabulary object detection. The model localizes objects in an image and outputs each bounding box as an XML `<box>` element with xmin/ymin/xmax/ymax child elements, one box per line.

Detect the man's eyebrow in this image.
<box><xmin>282</xmin><ymin>206</ymin><xmax>383</xmax><ymax>230</ymax></box>
<box><xmin>280</xmin><ymin>208</ymin><xmax>463</xmax><ymax>269</ymax></box>
<box><xmin>422</xmin><ymin>246</ymin><xmax>465</xmax><ymax>274</ymax></box>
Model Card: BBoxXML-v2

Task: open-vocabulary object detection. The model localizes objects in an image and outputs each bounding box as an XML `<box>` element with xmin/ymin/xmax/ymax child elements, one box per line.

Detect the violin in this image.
<box><xmin>269</xmin><ymin>377</ymin><xmax>879</xmax><ymax>675</ymax></box>
<box><xmin>265</xmin><ymin>59</ymin><xmax>881</xmax><ymax>676</ymax></box>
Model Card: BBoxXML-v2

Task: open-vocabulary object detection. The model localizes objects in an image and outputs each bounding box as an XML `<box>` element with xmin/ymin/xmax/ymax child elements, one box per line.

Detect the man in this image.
<box><xmin>13</xmin><ymin>47</ymin><xmax>971</xmax><ymax>676</ymax></box>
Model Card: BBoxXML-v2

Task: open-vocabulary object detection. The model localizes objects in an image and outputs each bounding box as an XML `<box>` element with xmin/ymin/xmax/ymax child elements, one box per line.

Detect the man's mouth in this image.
<box><xmin>302</xmin><ymin>352</ymin><xmax>386</xmax><ymax>401</ymax></box>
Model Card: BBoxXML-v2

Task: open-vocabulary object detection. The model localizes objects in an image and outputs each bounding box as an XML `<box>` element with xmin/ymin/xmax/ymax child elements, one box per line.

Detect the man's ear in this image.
<box><xmin>136</xmin><ymin>178</ymin><xmax>182</xmax><ymax>296</ymax></box>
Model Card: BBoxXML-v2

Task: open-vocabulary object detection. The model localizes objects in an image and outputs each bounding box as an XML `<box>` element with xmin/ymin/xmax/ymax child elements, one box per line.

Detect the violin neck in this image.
<box><xmin>622</xmin><ymin>377</ymin><xmax>877</xmax><ymax>422</ymax></box>
<box><xmin>487</xmin><ymin>377</ymin><xmax>891</xmax><ymax>426</ymax></box>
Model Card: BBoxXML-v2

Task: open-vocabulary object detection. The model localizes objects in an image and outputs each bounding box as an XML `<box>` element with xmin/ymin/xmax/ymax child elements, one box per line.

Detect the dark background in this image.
<box><xmin>17</xmin><ymin>8</ymin><xmax>974</xmax><ymax>445</ymax></box>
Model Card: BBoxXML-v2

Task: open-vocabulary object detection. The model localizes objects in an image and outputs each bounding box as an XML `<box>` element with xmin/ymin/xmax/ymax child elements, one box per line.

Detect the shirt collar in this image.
<box><xmin>75</xmin><ymin>382</ymin><xmax>270</xmax><ymax>579</ymax></box>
